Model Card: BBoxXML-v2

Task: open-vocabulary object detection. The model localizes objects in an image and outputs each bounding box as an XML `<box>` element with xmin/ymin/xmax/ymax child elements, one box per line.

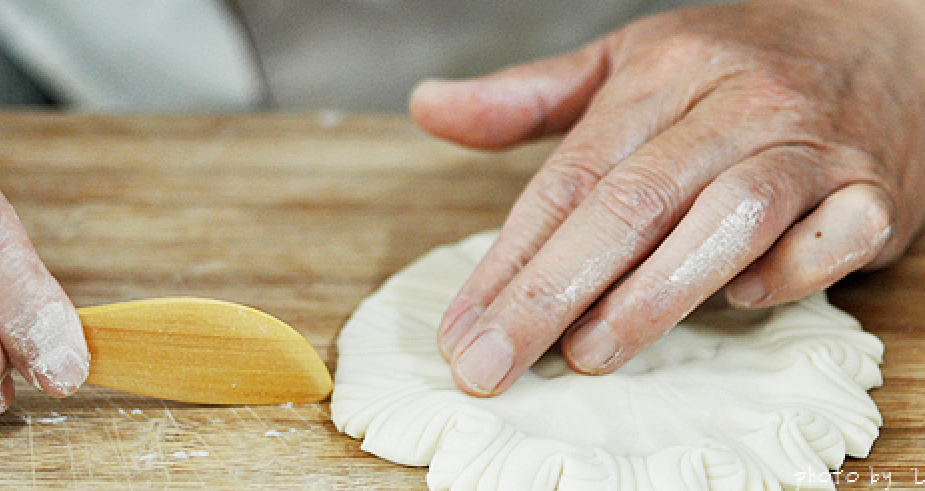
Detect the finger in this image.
<box><xmin>0</xmin><ymin>194</ymin><xmax>89</xmax><ymax>397</ymax></box>
<box><xmin>409</xmin><ymin>41</ymin><xmax>610</xmax><ymax>150</ymax></box>
<box><xmin>443</xmin><ymin>106</ymin><xmax>785</xmax><ymax>395</ymax></box>
<box><xmin>434</xmin><ymin>59</ymin><xmax>736</xmax><ymax>363</ymax></box>
<box><xmin>436</xmin><ymin>86</ymin><xmax>696</xmax><ymax>365</ymax></box>
<box><xmin>562</xmin><ymin>146</ymin><xmax>834</xmax><ymax>374</ymax></box>
<box><xmin>438</xmin><ymin>61</ymin><xmax>821</xmax><ymax>388</ymax></box>
<box><xmin>432</xmin><ymin>33</ymin><xmax>758</xmax><ymax>362</ymax></box>
<box><xmin>726</xmin><ymin>183</ymin><xmax>893</xmax><ymax>308</ymax></box>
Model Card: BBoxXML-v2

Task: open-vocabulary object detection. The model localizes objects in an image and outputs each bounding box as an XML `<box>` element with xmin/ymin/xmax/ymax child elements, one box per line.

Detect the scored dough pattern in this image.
<box><xmin>332</xmin><ymin>231</ymin><xmax>883</xmax><ymax>491</ymax></box>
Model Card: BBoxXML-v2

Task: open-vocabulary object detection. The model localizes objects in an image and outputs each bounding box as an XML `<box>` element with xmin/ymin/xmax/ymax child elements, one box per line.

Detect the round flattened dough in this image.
<box><xmin>332</xmin><ymin>231</ymin><xmax>883</xmax><ymax>491</ymax></box>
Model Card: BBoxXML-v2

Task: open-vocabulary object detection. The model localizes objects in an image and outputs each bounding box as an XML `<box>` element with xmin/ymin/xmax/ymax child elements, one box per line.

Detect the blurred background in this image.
<box><xmin>0</xmin><ymin>0</ymin><xmax>729</xmax><ymax>112</ymax></box>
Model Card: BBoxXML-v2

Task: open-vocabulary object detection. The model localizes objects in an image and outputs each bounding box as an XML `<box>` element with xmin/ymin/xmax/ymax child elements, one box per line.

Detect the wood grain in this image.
<box><xmin>0</xmin><ymin>111</ymin><xmax>922</xmax><ymax>490</ymax></box>
<box><xmin>0</xmin><ymin>112</ymin><xmax>546</xmax><ymax>491</ymax></box>
<box><xmin>81</xmin><ymin>298</ymin><xmax>333</xmax><ymax>405</ymax></box>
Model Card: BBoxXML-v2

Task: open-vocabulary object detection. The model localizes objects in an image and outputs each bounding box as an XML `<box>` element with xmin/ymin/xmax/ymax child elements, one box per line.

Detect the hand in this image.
<box><xmin>0</xmin><ymin>193</ymin><xmax>89</xmax><ymax>411</ymax></box>
<box><xmin>409</xmin><ymin>0</ymin><xmax>925</xmax><ymax>397</ymax></box>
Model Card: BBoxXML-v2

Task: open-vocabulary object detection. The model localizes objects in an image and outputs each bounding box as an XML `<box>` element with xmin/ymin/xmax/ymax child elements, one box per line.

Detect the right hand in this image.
<box><xmin>0</xmin><ymin>192</ymin><xmax>89</xmax><ymax>413</ymax></box>
<box><xmin>411</xmin><ymin>0</ymin><xmax>925</xmax><ymax>397</ymax></box>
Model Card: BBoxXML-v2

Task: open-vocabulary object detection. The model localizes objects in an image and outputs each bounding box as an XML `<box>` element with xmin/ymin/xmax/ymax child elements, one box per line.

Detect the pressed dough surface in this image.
<box><xmin>332</xmin><ymin>231</ymin><xmax>884</xmax><ymax>491</ymax></box>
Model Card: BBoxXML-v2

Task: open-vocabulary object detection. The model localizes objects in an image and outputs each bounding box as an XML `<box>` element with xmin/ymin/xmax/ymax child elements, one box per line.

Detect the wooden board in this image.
<box><xmin>0</xmin><ymin>112</ymin><xmax>922</xmax><ymax>490</ymax></box>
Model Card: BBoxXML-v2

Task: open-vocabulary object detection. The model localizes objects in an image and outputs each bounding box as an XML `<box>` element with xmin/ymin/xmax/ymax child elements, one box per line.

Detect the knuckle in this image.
<box><xmin>594</xmin><ymin>166</ymin><xmax>681</xmax><ymax>237</ymax></box>
<box><xmin>533</xmin><ymin>149</ymin><xmax>609</xmax><ymax>221</ymax></box>
<box><xmin>824</xmin><ymin>145</ymin><xmax>890</xmax><ymax>191</ymax></box>
<box><xmin>713</xmin><ymin>162</ymin><xmax>801</xmax><ymax>217</ymax></box>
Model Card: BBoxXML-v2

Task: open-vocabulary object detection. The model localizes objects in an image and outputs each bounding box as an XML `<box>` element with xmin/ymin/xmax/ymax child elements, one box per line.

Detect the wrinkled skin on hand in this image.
<box><xmin>410</xmin><ymin>0</ymin><xmax>925</xmax><ymax>397</ymax></box>
<box><xmin>0</xmin><ymin>193</ymin><xmax>90</xmax><ymax>412</ymax></box>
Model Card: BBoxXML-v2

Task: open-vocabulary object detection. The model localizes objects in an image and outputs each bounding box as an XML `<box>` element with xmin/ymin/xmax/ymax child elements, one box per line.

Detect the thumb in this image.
<box><xmin>0</xmin><ymin>194</ymin><xmax>90</xmax><ymax>398</ymax></box>
<box><xmin>409</xmin><ymin>42</ymin><xmax>610</xmax><ymax>149</ymax></box>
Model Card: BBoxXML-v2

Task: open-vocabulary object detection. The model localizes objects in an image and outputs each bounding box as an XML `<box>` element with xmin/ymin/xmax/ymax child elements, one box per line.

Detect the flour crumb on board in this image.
<box><xmin>264</xmin><ymin>428</ymin><xmax>298</xmax><ymax>437</ymax></box>
<box><xmin>171</xmin><ymin>450</ymin><xmax>210</xmax><ymax>459</ymax></box>
<box><xmin>130</xmin><ymin>409</ymin><xmax>143</xmax><ymax>415</ymax></box>
<box><xmin>263</xmin><ymin>428</ymin><xmax>299</xmax><ymax>437</ymax></box>
<box><xmin>279</xmin><ymin>402</ymin><xmax>293</xmax><ymax>409</ymax></box>
<box><xmin>23</xmin><ymin>412</ymin><xmax>67</xmax><ymax>425</ymax></box>
<box><xmin>136</xmin><ymin>450</ymin><xmax>210</xmax><ymax>462</ymax></box>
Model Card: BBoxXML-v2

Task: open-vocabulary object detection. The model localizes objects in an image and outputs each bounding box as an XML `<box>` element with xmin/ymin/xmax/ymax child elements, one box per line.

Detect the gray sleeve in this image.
<box><xmin>0</xmin><ymin>46</ymin><xmax>52</xmax><ymax>107</ymax></box>
<box><xmin>0</xmin><ymin>0</ymin><xmax>265</xmax><ymax>111</ymax></box>
<box><xmin>634</xmin><ymin>0</ymin><xmax>741</xmax><ymax>18</ymax></box>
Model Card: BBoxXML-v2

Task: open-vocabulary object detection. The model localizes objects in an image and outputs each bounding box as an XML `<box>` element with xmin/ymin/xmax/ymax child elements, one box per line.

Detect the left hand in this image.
<box><xmin>409</xmin><ymin>0</ymin><xmax>925</xmax><ymax>397</ymax></box>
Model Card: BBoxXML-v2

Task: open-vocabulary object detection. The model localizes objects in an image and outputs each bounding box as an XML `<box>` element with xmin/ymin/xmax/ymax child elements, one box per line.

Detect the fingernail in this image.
<box><xmin>567</xmin><ymin>319</ymin><xmax>620</xmax><ymax>373</ymax></box>
<box><xmin>455</xmin><ymin>329</ymin><xmax>514</xmax><ymax>396</ymax></box>
<box><xmin>728</xmin><ymin>272</ymin><xmax>767</xmax><ymax>308</ymax></box>
<box><xmin>439</xmin><ymin>304</ymin><xmax>483</xmax><ymax>358</ymax></box>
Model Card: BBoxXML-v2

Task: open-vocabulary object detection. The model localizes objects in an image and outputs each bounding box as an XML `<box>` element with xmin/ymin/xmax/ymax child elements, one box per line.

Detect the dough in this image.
<box><xmin>332</xmin><ymin>231</ymin><xmax>883</xmax><ymax>491</ymax></box>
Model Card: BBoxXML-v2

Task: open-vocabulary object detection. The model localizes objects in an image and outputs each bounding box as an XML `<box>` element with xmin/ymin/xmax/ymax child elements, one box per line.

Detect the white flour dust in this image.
<box><xmin>28</xmin><ymin>302</ymin><xmax>88</xmax><ymax>392</ymax></box>
<box><xmin>171</xmin><ymin>450</ymin><xmax>210</xmax><ymax>459</ymax></box>
<box><xmin>668</xmin><ymin>199</ymin><xmax>764</xmax><ymax>286</ymax></box>
<box><xmin>22</xmin><ymin>412</ymin><xmax>67</xmax><ymax>425</ymax></box>
<box><xmin>35</xmin><ymin>414</ymin><xmax>68</xmax><ymax>424</ymax></box>
<box><xmin>554</xmin><ymin>251</ymin><xmax>619</xmax><ymax>308</ymax></box>
<box><xmin>553</xmin><ymin>228</ymin><xmax>640</xmax><ymax>309</ymax></box>
<box><xmin>825</xmin><ymin>225</ymin><xmax>893</xmax><ymax>278</ymax></box>
<box><xmin>0</xmin><ymin>209</ymin><xmax>86</xmax><ymax>393</ymax></box>
<box><xmin>136</xmin><ymin>450</ymin><xmax>210</xmax><ymax>462</ymax></box>
<box><xmin>265</xmin><ymin>428</ymin><xmax>298</xmax><ymax>437</ymax></box>
<box><xmin>3</xmin><ymin>300</ymin><xmax>88</xmax><ymax>394</ymax></box>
